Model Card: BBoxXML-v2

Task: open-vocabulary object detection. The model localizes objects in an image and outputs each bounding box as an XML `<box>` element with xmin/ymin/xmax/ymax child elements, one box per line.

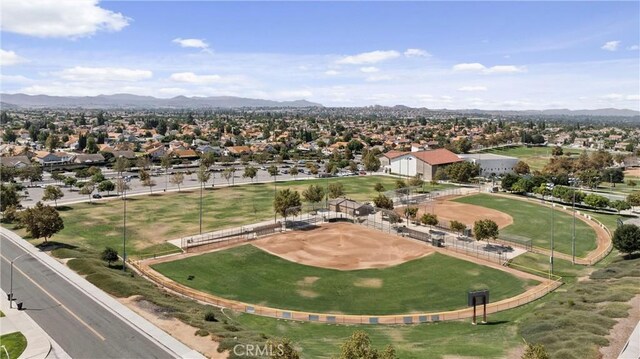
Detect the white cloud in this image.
<box><xmin>484</xmin><ymin>65</ymin><xmax>526</xmax><ymax>74</ymax></box>
<box><xmin>602</xmin><ymin>93</ymin><xmax>624</xmax><ymax>100</ymax></box>
<box><xmin>452</xmin><ymin>63</ymin><xmax>487</xmax><ymax>72</ymax></box>
<box><xmin>336</xmin><ymin>50</ymin><xmax>400</xmax><ymax>65</ymax></box>
<box><xmin>404</xmin><ymin>48</ymin><xmax>430</xmax><ymax>57</ymax></box>
<box><xmin>601</xmin><ymin>41</ymin><xmax>620</xmax><ymax>51</ymax></box>
<box><xmin>627</xmin><ymin>45</ymin><xmax>639</xmax><ymax>51</ymax></box>
<box><xmin>626</xmin><ymin>94</ymin><xmax>640</xmax><ymax>101</ymax></box>
<box><xmin>360</xmin><ymin>66</ymin><xmax>380</xmax><ymax>73</ymax></box>
<box><xmin>168</xmin><ymin>72</ymin><xmax>244</xmax><ymax>85</ymax></box>
<box><xmin>452</xmin><ymin>63</ymin><xmax>525</xmax><ymax>74</ymax></box>
<box><xmin>324</xmin><ymin>70</ymin><xmax>340</xmax><ymax>76</ymax></box>
<box><xmin>172</xmin><ymin>38</ymin><xmax>210</xmax><ymax>50</ymax></box>
<box><xmin>54</xmin><ymin>67</ymin><xmax>152</xmax><ymax>81</ymax></box>
<box><xmin>0</xmin><ymin>49</ymin><xmax>26</xmax><ymax>66</ymax></box>
<box><xmin>458</xmin><ymin>86</ymin><xmax>487</xmax><ymax>92</ymax></box>
<box><xmin>1</xmin><ymin>0</ymin><xmax>129</xmax><ymax>38</ymax></box>
<box><xmin>365</xmin><ymin>75</ymin><xmax>393</xmax><ymax>82</ymax></box>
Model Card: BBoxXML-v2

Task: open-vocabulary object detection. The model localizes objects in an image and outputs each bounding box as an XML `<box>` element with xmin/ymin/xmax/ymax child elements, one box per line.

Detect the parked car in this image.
<box><xmin>92</xmin><ymin>194</ymin><xmax>102</xmax><ymax>199</ymax></box>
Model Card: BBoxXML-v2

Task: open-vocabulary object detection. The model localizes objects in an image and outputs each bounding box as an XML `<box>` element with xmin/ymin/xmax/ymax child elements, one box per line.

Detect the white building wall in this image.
<box><xmin>459</xmin><ymin>154</ymin><xmax>518</xmax><ymax>177</ymax></box>
<box><xmin>390</xmin><ymin>155</ymin><xmax>418</xmax><ymax>176</ymax></box>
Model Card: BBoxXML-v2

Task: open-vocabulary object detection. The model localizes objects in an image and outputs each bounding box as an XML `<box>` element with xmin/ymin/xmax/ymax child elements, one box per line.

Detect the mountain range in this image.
<box><xmin>0</xmin><ymin>93</ymin><xmax>638</xmax><ymax>117</ymax></box>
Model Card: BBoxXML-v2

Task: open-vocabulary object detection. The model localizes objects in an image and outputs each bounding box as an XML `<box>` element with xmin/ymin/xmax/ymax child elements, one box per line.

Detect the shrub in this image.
<box><xmin>204</xmin><ymin>311</ymin><xmax>217</xmax><ymax>322</ymax></box>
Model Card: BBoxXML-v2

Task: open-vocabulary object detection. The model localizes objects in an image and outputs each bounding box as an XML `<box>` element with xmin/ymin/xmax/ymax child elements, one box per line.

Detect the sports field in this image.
<box><xmin>152</xmin><ymin>244</ymin><xmax>536</xmax><ymax>315</ymax></box>
<box><xmin>479</xmin><ymin>146</ymin><xmax>580</xmax><ymax>171</ymax></box>
<box><xmin>453</xmin><ymin>194</ymin><xmax>597</xmax><ymax>257</ymax></box>
<box><xmin>14</xmin><ymin>175</ymin><xmax>437</xmax><ymax>257</ymax></box>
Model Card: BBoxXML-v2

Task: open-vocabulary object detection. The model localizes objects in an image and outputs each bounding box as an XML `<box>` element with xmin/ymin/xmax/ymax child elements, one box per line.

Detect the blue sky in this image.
<box><xmin>1</xmin><ymin>0</ymin><xmax>639</xmax><ymax>110</ymax></box>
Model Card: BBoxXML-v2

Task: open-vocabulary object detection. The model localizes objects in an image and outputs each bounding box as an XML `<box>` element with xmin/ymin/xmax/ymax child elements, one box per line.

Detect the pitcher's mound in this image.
<box><xmin>253</xmin><ymin>222</ymin><xmax>433</xmax><ymax>270</ymax></box>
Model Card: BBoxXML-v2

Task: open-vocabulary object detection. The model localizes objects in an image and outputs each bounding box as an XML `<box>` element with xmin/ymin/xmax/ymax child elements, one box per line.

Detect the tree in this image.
<box><xmin>583</xmin><ymin>193</ymin><xmax>609</xmax><ymax>209</ymax></box>
<box><xmin>373</xmin><ymin>194</ymin><xmax>394</xmax><ymax>209</ymax></box>
<box><xmin>328</xmin><ymin>182</ymin><xmax>345</xmax><ymax>199</ymax></box>
<box><xmin>444</xmin><ymin>162</ymin><xmax>480</xmax><ymax>183</ymax></box>
<box><xmin>160</xmin><ymin>153</ymin><xmax>174</xmax><ymax>190</ymax></box>
<box><xmin>521</xmin><ymin>342</ymin><xmax>550</xmax><ymax>359</ymax></box>
<box><xmin>170</xmin><ymin>172</ymin><xmax>185</xmax><ymax>192</ymax></box>
<box><xmin>222</xmin><ymin>168</ymin><xmax>233</xmax><ymax>185</ymax></box>
<box><xmin>63</xmin><ymin>176</ymin><xmax>77</xmax><ymax>189</ymax></box>
<box><xmin>101</xmin><ymin>247</ymin><xmax>119</xmax><ymax>267</ymax></box>
<box><xmin>627</xmin><ymin>191</ymin><xmax>640</xmax><ymax>207</ymax></box>
<box><xmin>18</xmin><ymin>202</ymin><xmax>64</xmax><ymax>242</ymax></box>
<box><xmin>434</xmin><ymin>167</ymin><xmax>448</xmax><ymax>182</ymax></box>
<box><xmin>420</xmin><ymin>213</ymin><xmax>438</xmax><ymax>228</ymax></box>
<box><xmin>86</xmin><ymin>136</ymin><xmax>98</xmax><ymax>153</ymax></box>
<box><xmin>338</xmin><ymin>330</ymin><xmax>397</xmax><ymax>359</ymax></box>
<box><xmin>501</xmin><ymin>173</ymin><xmax>520</xmax><ymax>191</ymax></box>
<box><xmin>404</xmin><ymin>206</ymin><xmax>419</xmax><ymax>225</ymax></box>
<box><xmin>514</xmin><ymin>161</ymin><xmax>530</xmax><ymax>175</ymax></box>
<box><xmin>374</xmin><ymin>183</ymin><xmax>385</xmax><ymax>193</ymax></box>
<box><xmin>473</xmin><ymin>219</ymin><xmax>499</xmax><ymax>242</ymax></box>
<box><xmin>139</xmin><ymin>169</ymin><xmax>156</xmax><ymax>194</ymax></box>
<box><xmin>79</xmin><ymin>182</ymin><xmax>95</xmax><ymax>202</ymax></box>
<box><xmin>450</xmin><ymin>220</ymin><xmax>467</xmax><ymax>235</ymax></box>
<box><xmin>42</xmin><ymin>185</ymin><xmax>64</xmax><ymax>207</ymax></box>
<box><xmin>116</xmin><ymin>178</ymin><xmax>130</xmax><ymax>197</ymax></box>
<box><xmin>274</xmin><ymin>188</ymin><xmax>301</xmax><ymax>220</ymax></box>
<box><xmin>627</xmin><ymin>179</ymin><xmax>637</xmax><ymax>188</ymax></box>
<box><xmin>363</xmin><ymin>152</ymin><xmax>381</xmax><ymax>172</ymax></box>
<box><xmin>551</xmin><ymin>146</ymin><xmax>563</xmax><ymax>156</ymax></box>
<box><xmin>511</xmin><ymin>177</ymin><xmax>534</xmax><ymax>194</ymax></box>
<box><xmin>0</xmin><ymin>184</ymin><xmax>20</xmax><ymax>212</ymax></box>
<box><xmin>136</xmin><ymin>156</ymin><xmax>151</xmax><ymax>170</ymax></box>
<box><xmin>454</xmin><ymin>138</ymin><xmax>472</xmax><ymax>154</ymax></box>
<box><xmin>590</xmin><ymin>149</ymin><xmax>613</xmax><ymax>169</ymax></box>
<box><xmin>45</xmin><ymin>134</ymin><xmax>60</xmax><ymax>151</ymax></box>
<box><xmin>611</xmin><ymin>224</ymin><xmax>640</xmax><ymax>255</ymax></box>
<box><xmin>302</xmin><ymin>184</ymin><xmax>324</xmax><ymax>209</ymax></box>
<box><xmin>113</xmin><ymin>157</ymin><xmax>130</xmax><ymax>176</ymax></box>
<box><xmin>601</xmin><ymin>167</ymin><xmax>624</xmax><ymax>187</ymax></box>
<box><xmin>407</xmin><ymin>175</ymin><xmax>424</xmax><ymax>188</ymax></box>
<box><xmin>97</xmin><ymin>180</ymin><xmax>115</xmax><ymax>195</ymax></box>
<box><xmin>290</xmin><ymin>165</ymin><xmax>299</xmax><ymax>180</ymax></box>
<box><xmin>243</xmin><ymin>166</ymin><xmax>258</xmax><ymax>183</ymax></box>
<box><xmin>266</xmin><ymin>337</ymin><xmax>300</xmax><ymax>359</ymax></box>
<box><xmin>611</xmin><ymin>200</ymin><xmax>631</xmax><ymax>214</ymax></box>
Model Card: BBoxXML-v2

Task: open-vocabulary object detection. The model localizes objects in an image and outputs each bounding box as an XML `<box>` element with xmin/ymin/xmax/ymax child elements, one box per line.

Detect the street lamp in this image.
<box><xmin>9</xmin><ymin>253</ymin><xmax>28</xmax><ymax>308</ymax></box>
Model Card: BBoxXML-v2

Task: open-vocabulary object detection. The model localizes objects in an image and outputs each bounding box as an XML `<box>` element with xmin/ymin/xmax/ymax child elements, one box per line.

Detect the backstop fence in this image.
<box><xmin>181</xmin><ymin>222</ymin><xmax>282</xmax><ymax>252</ymax></box>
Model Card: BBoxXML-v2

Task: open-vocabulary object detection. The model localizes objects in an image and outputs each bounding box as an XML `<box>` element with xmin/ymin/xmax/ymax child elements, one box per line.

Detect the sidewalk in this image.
<box><xmin>0</xmin><ymin>228</ymin><xmax>204</xmax><ymax>359</ymax></box>
<box><xmin>0</xmin><ymin>289</ymin><xmax>59</xmax><ymax>359</ymax></box>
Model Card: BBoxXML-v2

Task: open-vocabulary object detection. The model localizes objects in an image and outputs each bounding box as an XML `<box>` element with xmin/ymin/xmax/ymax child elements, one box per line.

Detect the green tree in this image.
<box><xmin>289</xmin><ymin>165</ymin><xmax>299</xmax><ymax>180</ymax></box>
<box><xmin>611</xmin><ymin>224</ymin><xmax>640</xmax><ymax>255</ymax></box>
<box><xmin>404</xmin><ymin>206</ymin><xmax>419</xmax><ymax>225</ymax></box>
<box><xmin>374</xmin><ymin>183</ymin><xmax>385</xmax><ymax>193</ymax></box>
<box><xmin>407</xmin><ymin>175</ymin><xmax>424</xmax><ymax>188</ymax></box>
<box><xmin>274</xmin><ymin>188</ymin><xmax>302</xmax><ymax>220</ymax></box>
<box><xmin>627</xmin><ymin>191</ymin><xmax>640</xmax><ymax>207</ymax></box>
<box><xmin>373</xmin><ymin>194</ymin><xmax>394</xmax><ymax>210</ymax></box>
<box><xmin>583</xmin><ymin>193</ymin><xmax>610</xmax><ymax>209</ymax></box>
<box><xmin>338</xmin><ymin>330</ymin><xmax>397</xmax><ymax>359</ymax></box>
<box><xmin>513</xmin><ymin>161</ymin><xmax>530</xmax><ymax>175</ymax></box>
<box><xmin>45</xmin><ymin>134</ymin><xmax>60</xmax><ymax>151</ymax></box>
<box><xmin>18</xmin><ymin>202</ymin><xmax>64</xmax><ymax>242</ymax></box>
<box><xmin>420</xmin><ymin>213</ymin><xmax>438</xmax><ymax>228</ymax></box>
<box><xmin>42</xmin><ymin>185</ymin><xmax>64</xmax><ymax>207</ymax></box>
<box><xmin>63</xmin><ymin>176</ymin><xmax>77</xmax><ymax>189</ymax></box>
<box><xmin>97</xmin><ymin>180</ymin><xmax>115</xmax><ymax>195</ymax></box>
<box><xmin>243</xmin><ymin>166</ymin><xmax>258</xmax><ymax>183</ymax></box>
<box><xmin>363</xmin><ymin>152</ymin><xmax>381</xmax><ymax>172</ymax></box>
<box><xmin>0</xmin><ymin>184</ymin><xmax>20</xmax><ymax>212</ymax></box>
<box><xmin>450</xmin><ymin>220</ymin><xmax>467</xmax><ymax>234</ymax></box>
<box><xmin>611</xmin><ymin>200</ymin><xmax>631</xmax><ymax>214</ymax></box>
<box><xmin>444</xmin><ymin>161</ymin><xmax>480</xmax><ymax>183</ymax></box>
<box><xmin>473</xmin><ymin>219</ymin><xmax>499</xmax><ymax>242</ymax></box>
<box><xmin>302</xmin><ymin>184</ymin><xmax>324</xmax><ymax>209</ymax></box>
<box><xmin>86</xmin><ymin>136</ymin><xmax>98</xmax><ymax>153</ymax></box>
<box><xmin>501</xmin><ymin>173</ymin><xmax>520</xmax><ymax>191</ymax></box>
<box><xmin>222</xmin><ymin>168</ymin><xmax>233</xmax><ymax>185</ymax></box>
<box><xmin>79</xmin><ymin>182</ymin><xmax>95</xmax><ymax>202</ymax></box>
<box><xmin>160</xmin><ymin>153</ymin><xmax>174</xmax><ymax>190</ymax></box>
<box><xmin>101</xmin><ymin>247</ymin><xmax>119</xmax><ymax>267</ymax></box>
<box><xmin>113</xmin><ymin>157</ymin><xmax>130</xmax><ymax>176</ymax></box>
<box><xmin>551</xmin><ymin>146</ymin><xmax>563</xmax><ymax>156</ymax></box>
<box><xmin>328</xmin><ymin>182</ymin><xmax>345</xmax><ymax>199</ymax></box>
<box><xmin>170</xmin><ymin>172</ymin><xmax>184</xmax><ymax>192</ymax></box>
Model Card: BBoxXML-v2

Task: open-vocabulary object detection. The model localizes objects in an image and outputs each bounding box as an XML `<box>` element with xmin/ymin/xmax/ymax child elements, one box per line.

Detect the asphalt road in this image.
<box><xmin>0</xmin><ymin>235</ymin><xmax>176</xmax><ymax>359</ymax></box>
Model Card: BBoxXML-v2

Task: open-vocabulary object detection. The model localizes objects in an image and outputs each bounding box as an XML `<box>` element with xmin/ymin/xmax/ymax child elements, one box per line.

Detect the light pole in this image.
<box><xmin>570</xmin><ymin>176</ymin><xmax>578</xmax><ymax>264</ymax></box>
<box><xmin>546</xmin><ymin>181</ymin><xmax>555</xmax><ymax>278</ymax></box>
<box><xmin>9</xmin><ymin>253</ymin><xmax>28</xmax><ymax>308</ymax></box>
<box><xmin>199</xmin><ymin>179</ymin><xmax>203</xmax><ymax>234</ymax></box>
<box><xmin>122</xmin><ymin>177</ymin><xmax>130</xmax><ymax>272</ymax></box>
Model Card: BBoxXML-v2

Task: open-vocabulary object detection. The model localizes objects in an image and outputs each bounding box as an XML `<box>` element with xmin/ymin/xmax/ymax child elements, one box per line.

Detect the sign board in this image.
<box><xmin>468</xmin><ymin>290</ymin><xmax>490</xmax><ymax>307</ymax></box>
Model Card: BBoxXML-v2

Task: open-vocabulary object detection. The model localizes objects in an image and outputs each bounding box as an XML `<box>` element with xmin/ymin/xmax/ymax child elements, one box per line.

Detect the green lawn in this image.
<box><xmin>7</xmin><ymin>175</ymin><xmax>424</xmax><ymax>257</ymax></box>
<box><xmin>453</xmin><ymin>194</ymin><xmax>597</xmax><ymax>257</ymax></box>
<box><xmin>152</xmin><ymin>245</ymin><xmax>535</xmax><ymax>315</ymax></box>
<box><xmin>479</xmin><ymin>146</ymin><xmax>581</xmax><ymax>172</ymax></box>
<box><xmin>0</xmin><ymin>332</ymin><xmax>27</xmax><ymax>359</ymax></box>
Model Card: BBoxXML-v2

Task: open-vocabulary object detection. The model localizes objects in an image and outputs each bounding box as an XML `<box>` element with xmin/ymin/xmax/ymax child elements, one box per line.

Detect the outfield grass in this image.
<box><xmin>479</xmin><ymin>146</ymin><xmax>581</xmax><ymax>171</ymax></box>
<box><xmin>152</xmin><ymin>245</ymin><xmax>535</xmax><ymax>315</ymax></box>
<box><xmin>454</xmin><ymin>194</ymin><xmax>597</xmax><ymax>257</ymax></box>
<box><xmin>0</xmin><ymin>332</ymin><xmax>27</xmax><ymax>359</ymax></box>
<box><xmin>7</xmin><ymin>175</ymin><xmax>427</xmax><ymax>257</ymax></box>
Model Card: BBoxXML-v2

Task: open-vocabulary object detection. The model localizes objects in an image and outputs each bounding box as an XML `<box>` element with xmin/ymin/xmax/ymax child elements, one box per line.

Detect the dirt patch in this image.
<box><xmin>354</xmin><ymin>278</ymin><xmax>383</xmax><ymax>288</ymax></box>
<box><xmin>118</xmin><ymin>295</ymin><xmax>227</xmax><ymax>359</ymax></box>
<box><xmin>600</xmin><ymin>294</ymin><xmax>640</xmax><ymax>359</ymax></box>
<box><xmin>296</xmin><ymin>289</ymin><xmax>320</xmax><ymax>298</ymax></box>
<box><xmin>296</xmin><ymin>276</ymin><xmax>320</xmax><ymax>286</ymax></box>
<box><xmin>624</xmin><ymin>168</ymin><xmax>640</xmax><ymax>177</ymax></box>
<box><xmin>402</xmin><ymin>196</ymin><xmax>513</xmax><ymax>229</ymax></box>
<box><xmin>253</xmin><ymin>222</ymin><xmax>434</xmax><ymax>270</ymax></box>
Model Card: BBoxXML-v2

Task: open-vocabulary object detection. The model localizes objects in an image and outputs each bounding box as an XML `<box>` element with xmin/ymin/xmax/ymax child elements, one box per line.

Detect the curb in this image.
<box><xmin>0</xmin><ymin>289</ymin><xmax>52</xmax><ymax>359</ymax></box>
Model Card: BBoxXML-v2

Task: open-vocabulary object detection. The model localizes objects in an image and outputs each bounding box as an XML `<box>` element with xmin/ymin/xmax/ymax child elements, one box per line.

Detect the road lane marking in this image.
<box><xmin>0</xmin><ymin>253</ymin><xmax>106</xmax><ymax>341</ymax></box>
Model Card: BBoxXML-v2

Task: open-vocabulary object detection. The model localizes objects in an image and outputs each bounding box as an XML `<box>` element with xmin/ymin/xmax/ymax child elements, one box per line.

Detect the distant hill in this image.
<box><xmin>0</xmin><ymin>93</ymin><xmax>323</xmax><ymax>109</ymax></box>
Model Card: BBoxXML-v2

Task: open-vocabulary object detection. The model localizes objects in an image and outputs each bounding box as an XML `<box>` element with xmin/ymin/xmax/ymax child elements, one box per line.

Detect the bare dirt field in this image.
<box><xmin>624</xmin><ymin>168</ymin><xmax>640</xmax><ymax>177</ymax></box>
<box><xmin>252</xmin><ymin>222</ymin><xmax>434</xmax><ymax>270</ymax></box>
<box><xmin>401</xmin><ymin>195</ymin><xmax>514</xmax><ymax>229</ymax></box>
